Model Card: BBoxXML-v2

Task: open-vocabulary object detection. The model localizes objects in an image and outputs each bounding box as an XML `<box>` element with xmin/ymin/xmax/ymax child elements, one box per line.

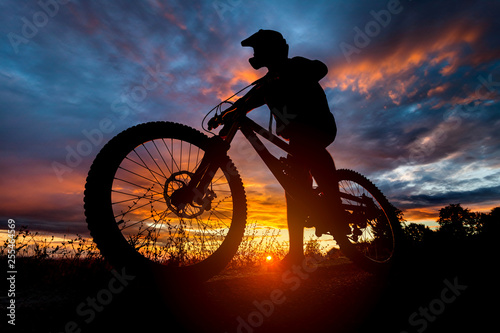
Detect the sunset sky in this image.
<box><xmin>1</xmin><ymin>0</ymin><xmax>499</xmax><ymax>236</ymax></box>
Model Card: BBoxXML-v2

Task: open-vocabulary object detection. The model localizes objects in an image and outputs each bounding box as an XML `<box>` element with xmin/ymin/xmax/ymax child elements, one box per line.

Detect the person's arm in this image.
<box><xmin>221</xmin><ymin>81</ymin><xmax>266</xmax><ymax>119</ymax></box>
<box><xmin>208</xmin><ymin>78</ymin><xmax>270</xmax><ymax>130</ymax></box>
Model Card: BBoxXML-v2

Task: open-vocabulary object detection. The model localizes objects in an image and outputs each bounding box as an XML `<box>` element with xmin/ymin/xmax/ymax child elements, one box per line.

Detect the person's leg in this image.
<box><xmin>285</xmin><ymin>191</ymin><xmax>306</xmax><ymax>263</ymax></box>
<box><xmin>307</xmin><ymin>147</ymin><xmax>350</xmax><ymax>235</ymax></box>
<box><xmin>282</xmin><ymin>152</ymin><xmax>312</xmax><ymax>264</ymax></box>
<box><xmin>308</xmin><ymin>147</ymin><xmax>339</xmax><ymax>197</ymax></box>
<box><xmin>289</xmin><ymin>128</ymin><xmax>338</xmax><ymax>201</ymax></box>
<box><xmin>291</xmin><ymin>135</ymin><xmax>348</xmax><ymax>236</ymax></box>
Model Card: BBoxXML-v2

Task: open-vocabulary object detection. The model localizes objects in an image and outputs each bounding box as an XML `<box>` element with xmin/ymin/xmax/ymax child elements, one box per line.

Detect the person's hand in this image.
<box><xmin>207</xmin><ymin>114</ymin><xmax>222</xmax><ymax>130</ymax></box>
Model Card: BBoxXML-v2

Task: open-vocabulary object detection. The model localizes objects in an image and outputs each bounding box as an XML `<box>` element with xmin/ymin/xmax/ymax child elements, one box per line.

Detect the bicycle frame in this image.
<box><xmin>178</xmin><ymin>112</ymin><xmax>371</xmax><ymax>223</ymax></box>
<box><xmin>180</xmin><ymin>113</ymin><xmax>318</xmax><ymax>216</ymax></box>
<box><xmin>238</xmin><ymin>117</ymin><xmax>297</xmax><ymax>191</ymax></box>
<box><xmin>84</xmin><ymin>88</ymin><xmax>399</xmax><ymax>274</ymax></box>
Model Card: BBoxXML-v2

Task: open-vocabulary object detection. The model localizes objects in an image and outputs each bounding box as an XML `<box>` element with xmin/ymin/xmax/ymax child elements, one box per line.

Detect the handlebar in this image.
<box><xmin>207</xmin><ymin>114</ymin><xmax>223</xmax><ymax>131</ymax></box>
<box><xmin>207</xmin><ymin>106</ymin><xmax>238</xmax><ymax>131</ymax></box>
<box><xmin>203</xmin><ymin>78</ymin><xmax>263</xmax><ymax>133</ymax></box>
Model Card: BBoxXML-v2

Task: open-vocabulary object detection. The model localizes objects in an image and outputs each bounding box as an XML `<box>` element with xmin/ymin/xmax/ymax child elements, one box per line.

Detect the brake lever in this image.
<box><xmin>207</xmin><ymin>115</ymin><xmax>221</xmax><ymax>131</ymax></box>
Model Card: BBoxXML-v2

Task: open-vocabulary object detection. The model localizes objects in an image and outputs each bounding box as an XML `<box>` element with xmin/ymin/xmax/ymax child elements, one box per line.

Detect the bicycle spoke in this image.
<box><xmin>114</xmin><ymin>178</ymin><xmax>163</xmax><ymax>196</ymax></box>
<box><xmin>338</xmin><ymin>172</ymin><xmax>395</xmax><ymax>264</ymax></box>
<box><xmin>114</xmin><ymin>198</ymin><xmax>163</xmax><ymax>219</ymax></box>
<box><xmin>133</xmin><ymin>146</ymin><xmax>165</xmax><ymax>185</ymax></box>
<box><xmin>118</xmin><ymin>166</ymin><xmax>160</xmax><ymax>184</ymax></box>
<box><xmin>110</xmin><ymin>137</ymin><xmax>235</xmax><ymax>266</ymax></box>
<box><xmin>123</xmin><ymin>156</ymin><xmax>165</xmax><ymax>184</ymax></box>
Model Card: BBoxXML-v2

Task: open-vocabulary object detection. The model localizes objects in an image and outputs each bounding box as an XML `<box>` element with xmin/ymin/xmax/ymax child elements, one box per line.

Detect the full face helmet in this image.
<box><xmin>241</xmin><ymin>29</ymin><xmax>289</xmax><ymax>70</ymax></box>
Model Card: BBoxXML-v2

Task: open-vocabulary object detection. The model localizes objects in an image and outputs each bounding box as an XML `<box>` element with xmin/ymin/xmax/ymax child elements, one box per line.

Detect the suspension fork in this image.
<box><xmin>180</xmin><ymin>123</ymin><xmax>236</xmax><ymax>205</ymax></box>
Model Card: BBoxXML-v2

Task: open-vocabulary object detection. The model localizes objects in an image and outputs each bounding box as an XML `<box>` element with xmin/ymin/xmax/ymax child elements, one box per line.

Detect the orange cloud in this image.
<box><xmin>229</xmin><ymin>67</ymin><xmax>262</xmax><ymax>89</ymax></box>
<box><xmin>402</xmin><ymin>200</ymin><xmax>500</xmax><ymax>228</ymax></box>
<box><xmin>402</xmin><ymin>207</ymin><xmax>440</xmax><ymax>226</ymax></box>
<box><xmin>0</xmin><ymin>160</ymin><xmax>87</xmax><ymax>230</ymax></box>
<box><xmin>246</xmin><ymin>190</ymin><xmax>288</xmax><ymax>229</ymax></box>
<box><xmin>325</xmin><ymin>21</ymin><xmax>484</xmax><ymax>102</ymax></box>
<box><xmin>427</xmin><ymin>83</ymin><xmax>451</xmax><ymax>97</ymax></box>
<box><xmin>201</xmin><ymin>59</ymin><xmax>265</xmax><ymax>101</ymax></box>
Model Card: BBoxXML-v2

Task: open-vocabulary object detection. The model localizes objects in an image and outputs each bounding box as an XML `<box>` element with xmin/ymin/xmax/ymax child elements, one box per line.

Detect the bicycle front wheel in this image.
<box><xmin>333</xmin><ymin>169</ymin><xmax>402</xmax><ymax>272</ymax></box>
<box><xmin>84</xmin><ymin>121</ymin><xmax>247</xmax><ymax>282</ymax></box>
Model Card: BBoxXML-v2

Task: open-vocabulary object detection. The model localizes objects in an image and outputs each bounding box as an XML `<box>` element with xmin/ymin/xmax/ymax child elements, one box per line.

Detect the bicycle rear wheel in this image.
<box><xmin>332</xmin><ymin>169</ymin><xmax>401</xmax><ymax>272</ymax></box>
<box><xmin>84</xmin><ymin>121</ymin><xmax>247</xmax><ymax>282</ymax></box>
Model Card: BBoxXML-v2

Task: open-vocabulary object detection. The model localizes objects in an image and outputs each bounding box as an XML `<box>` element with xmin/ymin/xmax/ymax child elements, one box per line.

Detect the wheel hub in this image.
<box><xmin>164</xmin><ymin>171</ymin><xmax>216</xmax><ymax>218</ymax></box>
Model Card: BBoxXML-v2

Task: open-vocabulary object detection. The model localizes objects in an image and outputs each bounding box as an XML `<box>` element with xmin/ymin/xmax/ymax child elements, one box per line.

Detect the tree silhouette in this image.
<box><xmin>491</xmin><ymin>207</ymin><xmax>500</xmax><ymax>219</ymax></box>
<box><xmin>404</xmin><ymin>223</ymin><xmax>434</xmax><ymax>244</ymax></box>
<box><xmin>401</xmin><ymin>204</ymin><xmax>499</xmax><ymax>251</ymax></box>
<box><xmin>479</xmin><ymin>206</ymin><xmax>500</xmax><ymax>237</ymax></box>
<box><xmin>436</xmin><ymin>203</ymin><xmax>500</xmax><ymax>240</ymax></box>
<box><xmin>436</xmin><ymin>203</ymin><xmax>474</xmax><ymax>240</ymax></box>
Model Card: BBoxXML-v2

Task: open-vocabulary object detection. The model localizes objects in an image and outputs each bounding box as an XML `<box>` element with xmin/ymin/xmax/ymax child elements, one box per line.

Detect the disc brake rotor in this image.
<box><xmin>164</xmin><ymin>171</ymin><xmax>216</xmax><ymax>218</ymax></box>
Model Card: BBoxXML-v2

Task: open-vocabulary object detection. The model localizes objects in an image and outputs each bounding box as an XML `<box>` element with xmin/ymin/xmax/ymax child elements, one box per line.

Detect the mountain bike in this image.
<box><xmin>84</xmin><ymin>85</ymin><xmax>402</xmax><ymax>282</ymax></box>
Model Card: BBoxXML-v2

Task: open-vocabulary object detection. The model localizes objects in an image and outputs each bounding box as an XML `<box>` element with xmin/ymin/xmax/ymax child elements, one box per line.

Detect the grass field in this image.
<box><xmin>2</xmin><ymin>214</ymin><xmax>497</xmax><ymax>332</ymax></box>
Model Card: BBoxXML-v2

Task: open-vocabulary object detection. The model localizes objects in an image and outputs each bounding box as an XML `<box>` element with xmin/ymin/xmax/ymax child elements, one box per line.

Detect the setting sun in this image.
<box><xmin>266</xmin><ymin>255</ymin><xmax>273</xmax><ymax>261</ymax></box>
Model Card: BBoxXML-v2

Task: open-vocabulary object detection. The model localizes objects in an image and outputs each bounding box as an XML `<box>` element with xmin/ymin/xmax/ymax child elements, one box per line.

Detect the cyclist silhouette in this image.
<box><xmin>220</xmin><ymin>30</ymin><xmax>341</xmax><ymax>265</ymax></box>
<box><xmin>84</xmin><ymin>29</ymin><xmax>400</xmax><ymax>278</ymax></box>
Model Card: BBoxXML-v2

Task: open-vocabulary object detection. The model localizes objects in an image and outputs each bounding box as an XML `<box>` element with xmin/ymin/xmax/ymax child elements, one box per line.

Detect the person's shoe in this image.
<box><xmin>273</xmin><ymin>253</ymin><xmax>305</xmax><ymax>271</ymax></box>
<box><xmin>314</xmin><ymin>222</ymin><xmax>329</xmax><ymax>238</ymax></box>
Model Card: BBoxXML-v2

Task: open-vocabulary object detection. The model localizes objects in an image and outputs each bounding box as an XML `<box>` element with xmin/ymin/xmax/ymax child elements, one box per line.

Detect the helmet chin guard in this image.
<box><xmin>242</xmin><ymin>30</ymin><xmax>288</xmax><ymax>69</ymax></box>
<box><xmin>248</xmin><ymin>56</ymin><xmax>265</xmax><ymax>70</ymax></box>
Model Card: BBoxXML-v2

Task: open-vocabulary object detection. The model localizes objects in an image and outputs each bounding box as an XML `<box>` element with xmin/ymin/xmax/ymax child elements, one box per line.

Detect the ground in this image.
<box><xmin>2</xmin><ymin>244</ymin><xmax>496</xmax><ymax>333</ymax></box>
